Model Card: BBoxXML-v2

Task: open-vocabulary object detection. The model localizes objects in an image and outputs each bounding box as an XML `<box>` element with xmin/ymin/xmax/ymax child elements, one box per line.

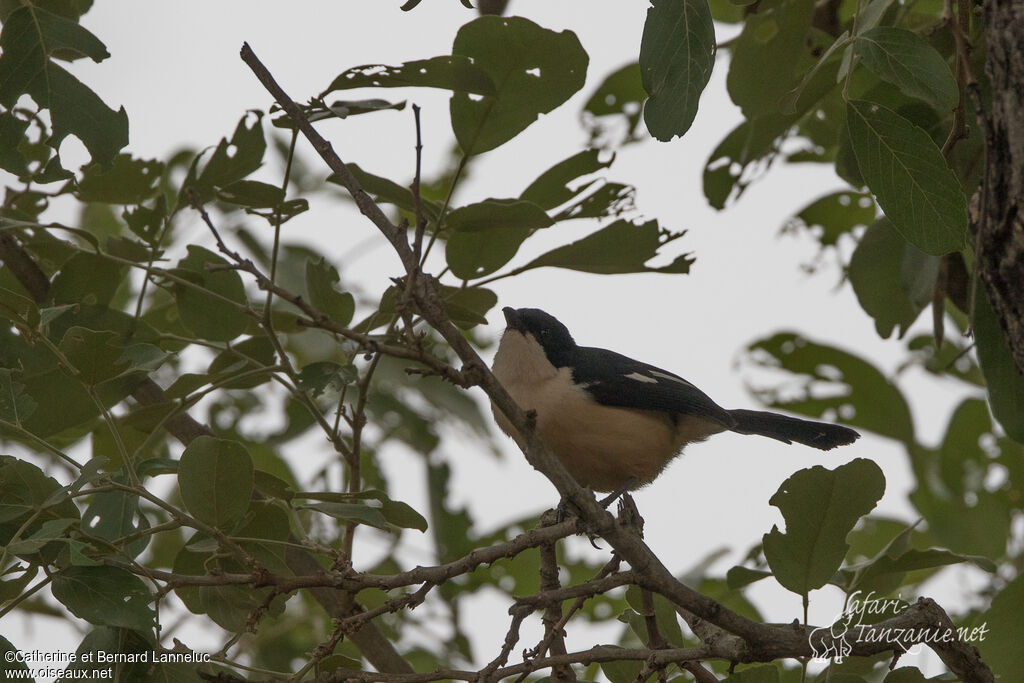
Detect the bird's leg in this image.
<box><xmin>597</xmin><ymin>477</ymin><xmax>638</xmax><ymax>509</ymax></box>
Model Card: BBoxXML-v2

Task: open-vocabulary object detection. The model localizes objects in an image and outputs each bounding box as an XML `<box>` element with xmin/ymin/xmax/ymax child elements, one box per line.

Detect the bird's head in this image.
<box><xmin>501</xmin><ymin>307</ymin><xmax>576</xmax><ymax>367</ymax></box>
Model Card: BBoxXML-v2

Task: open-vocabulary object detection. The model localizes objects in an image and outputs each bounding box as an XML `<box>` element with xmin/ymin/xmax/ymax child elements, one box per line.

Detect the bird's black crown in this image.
<box><xmin>502</xmin><ymin>307</ymin><xmax>576</xmax><ymax>366</ymax></box>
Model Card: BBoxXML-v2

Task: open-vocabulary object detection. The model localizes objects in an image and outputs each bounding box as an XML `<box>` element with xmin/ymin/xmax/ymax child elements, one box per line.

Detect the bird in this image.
<box><xmin>490</xmin><ymin>306</ymin><xmax>860</xmax><ymax>496</ymax></box>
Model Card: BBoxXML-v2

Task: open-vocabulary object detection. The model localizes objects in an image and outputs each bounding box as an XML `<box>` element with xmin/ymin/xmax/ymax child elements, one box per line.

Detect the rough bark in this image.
<box><xmin>980</xmin><ymin>0</ymin><xmax>1024</xmax><ymax>373</ymax></box>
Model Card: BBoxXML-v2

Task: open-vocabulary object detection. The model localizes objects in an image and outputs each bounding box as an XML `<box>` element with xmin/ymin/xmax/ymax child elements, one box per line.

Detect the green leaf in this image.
<box><xmin>0</xmin><ymin>636</ymin><xmax>29</xmax><ymax>677</ymax></box>
<box><xmin>181</xmin><ymin>112</ymin><xmax>266</xmax><ymax>203</ymax></box>
<box><xmin>726</xmin><ymin>565</ymin><xmax>772</xmax><ymax>589</ymax></box>
<box><xmin>207</xmin><ymin>336</ymin><xmax>276</xmax><ymax>390</ymax></box>
<box><xmin>780</xmin><ymin>31</ymin><xmax>851</xmax><ymax>114</ymax></box>
<box><xmin>81</xmin><ymin>491</ymin><xmax>149</xmax><ymax>559</ymax></box>
<box><xmin>883</xmin><ymin>669</ymin><xmax>928</xmax><ymax>683</ymax></box>
<box><xmin>58</xmin><ymin>326</ymin><xmax>128</xmax><ymax>385</ymax></box>
<box><xmin>105</xmin><ymin>236</ymin><xmax>155</xmax><ymax>262</ymax></box>
<box><xmin>624</xmin><ymin>585</ymin><xmax>684</xmax><ymax>646</ymax></box>
<box><xmin>172</xmin><ymin>245</ymin><xmax>249</xmax><ymax>342</ymax></box>
<box><xmin>0</xmin><ymin>368</ymin><xmax>37</xmax><ymax>426</ymax></box>
<box><xmin>640</xmin><ymin>0</ymin><xmax>716</xmax><ymax>140</ymax></box>
<box><xmin>445</xmin><ymin>198</ymin><xmax>553</xmax><ymax>279</ymax></box>
<box><xmin>520</xmin><ymin>149</ymin><xmax>615</xmax><ymax>211</ymax></box>
<box><xmin>296</xmin><ymin>361</ymin><xmax>358</xmax><ymax>398</ymax></box>
<box><xmin>848</xmin><ymin>218</ymin><xmax>938</xmax><ymax>338</ymax></box>
<box><xmin>450</xmin><ymin>16</ymin><xmax>587</xmax><ymax>155</ymax></box>
<box><xmin>4</xmin><ymin>517</ymin><xmax>74</xmax><ymax>555</ymax></box>
<box><xmin>0</xmin><ymin>286</ymin><xmax>39</xmax><ymax>330</ymax></box>
<box><xmin>324</xmin><ymin>55</ymin><xmax>496</xmax><ymax>96</ymax></box>
<box><xmin>840</xmin><ymin>517</ymin><xmax>995</xmax><ymax>593</ymax></box>
<box><xmin>0</xmin><ymin>7</ymin><xmax>128</xmax><ymax>166</ymax></box>
<box><xmin>522</xmin><ymin>218</ymin><xmax>694</xmax><ymax>275</ymax></box>
<box><xmin>439</xmin><ymin>285</ymin><xmax>498</xmax><ymax>329</ymax></box>
<box><xmin>763</xmin><ymin>458</ymin><xmax>885</xmax><ymax>595</ymax></box>
<box><xmin>785</xmin><ymin>190</ymin><xmax>875</xmax><ymax>247</ymax></box>
<box><xmin>178</xmin><ymin>436</ymin><xmax>254</xmax><ymax>529</ymax></box>
<box><xmin>51</xmin><ymin>566</ymin><xmax>155</xmax><ymax>632</ymax></box>
<box><xmin>553</xmin><ymin>182</ymin><xmax>635</xmax><ymax>221</ymax></box>
<box><xmin>726</xmin><ymin>0</ymin><xmax>816</xmax><ymax>117</ymax></box>
<box><xmin>582</xmin><ymin>63</ymin><xmax>647</xmax><ymax>146</ymax></box>
<box><xmin>854</xmin><ymin>27</ymin><xmax>958</xmax><ymax>113</ymax></box>
<box><xmin>0</xmin><ymin>110</ymin><xmax>31</xmax><ymax>177</ymax></box>
<box><xmin>599</xmin><ymin>652</ymin><xmax>643</xmax><ymax>683</ymax></box>
<box><xmin>0</xmin><ymin>456</ymin><xmax>76</xmax><ymax>525</ymax></box>
<box><xmin>324</xmin><ymin>98</ymin><xmax>406</xmax><ymax>118</ymax></box>
<box><xmin>328</xmin><ymin>163</ymin><xmax>441</xmax><ymax>223</ymax></box>
<box><xmin>253</xmin><ymin>470</ymin><xmax>295</xmax><ymax>501</ymax></box>
<box><xmin>743</xmin><ymin>332</ymin><xmax>915</xmax><ymax>443</ymax></box>
<box><xmin>295</xmin><ymin>490</ymin><xmax>428</xmax><ymax>532</ymax></box>
<box><xmin>975</xmin><ymin>572</ymin><xmax>1024</xmax><ymax>677</ymax></box>
<box><xmin>846</xmin><ymin>100</ymin><xmax>967</xmax><ymax>254</ymax></box>
<box><xmin>77</xmin><ymin>155</ymin><xmax>164</xmax><ymax>204</ymax></box>
<box><xmin>301</xmin><ymin>502</ymin><xmax>391</xmax><ymax>532</ymax></box>
<box><xmin>704</xmin><ymin>57</ymin><xmax>839</xmax><ymax>208</ymax></box>
<box><xmin>973</xmin><ymin>289</ymin><xmax>1024</xmax><ymax>443</ymax></box>
<box><xmin>122</xmin><ymin>198</ymin><xmax>167</xmax><ymax>245</ymax></box>
<box><xmin>305</xmin><ymin>257</ymin><xmax>355</xmax><ymax>326</ymax></box>
<box><xmin>60</xmin><ymin>628</ymin><xmax>153</xmax><ymax>681</ymax></box>
<box><xmin>50</xmin><ymin>252</ymin><xmax>125</xmax><ymax>306</ymax></box>
<box><xmin>723</xmin><ymin>665</ymin><xmax>780</xmax><ymax>683</ymax></box>
<box><xmin>216</xmin><ymin>180</ymin><xmax>285</xmax><ymax>208</ymax></box>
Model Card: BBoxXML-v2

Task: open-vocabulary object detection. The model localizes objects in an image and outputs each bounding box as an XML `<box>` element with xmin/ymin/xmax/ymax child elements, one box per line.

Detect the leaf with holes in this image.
<box><xmin>324</xmin><ymin>56</ymin><xmax>496</xmax><ymax>96</ymax></box>
<box><xmin>640</xmin><ymin>0</ymin><xmax>716</xmax><ymax>140</ymax></box>
<box><xmin>51</xmin><ymin>565</ymin><xmax>155</xmax><ymax>632</ymax></box>
<box><xmin>520</xmin><ymin>149</ymin><xmax>614</xmax><ymax>211</ymax></box>
<box><xmin>785</xmin><ymin>191</ymin><xmax>875</xmax><ymax>247</ymax></box>
<box><xmin>0</xmin><ymin>7</ymin><xmax>128</xmax><ymax>166</ymax></box>
<box><xmin>450</xmin><ymin>16</ymin><xmax>587</xmax><ymax>155</ymax></box>
<box><xmin>582</xmin><ymin>63</ymin><xmax>646</xmax><ymax>146</ymax></box>
<box><xmin>522</xmin><ymin>219</ymin><xmax>693</xmax><ymax>275</ymax></box>
<box><xmin>77</xmin><ymin>155</ymin><xmax>164</xmax><ymax>204</ymax></box>
<box><xmin>846</xmin><ymin>100</ymin><xmax>967</xmax><ymax>254</ymax></box>
<box><xmin>763</xmin><ymin>458</ymin><xmax>885</xmax><ymax>596</ymax></box>
<box><xmin>180</xmin><ymin>112</ymin><xmax>266</xmax><ymax>204</ymax></box>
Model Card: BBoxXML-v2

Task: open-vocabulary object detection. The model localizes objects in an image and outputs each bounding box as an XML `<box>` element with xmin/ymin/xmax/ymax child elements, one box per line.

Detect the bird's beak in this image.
<box><xmin>502</xmin><ymin>307</ymin><xmax>523</xmax><ymax>330</ymax></box>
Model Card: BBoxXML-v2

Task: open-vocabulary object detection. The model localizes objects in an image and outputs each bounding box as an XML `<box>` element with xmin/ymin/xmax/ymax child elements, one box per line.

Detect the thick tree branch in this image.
<box><xmin>979</xmin><ymin>0</ymin><xmax>1024</xmax><ymax>373</ymax></box>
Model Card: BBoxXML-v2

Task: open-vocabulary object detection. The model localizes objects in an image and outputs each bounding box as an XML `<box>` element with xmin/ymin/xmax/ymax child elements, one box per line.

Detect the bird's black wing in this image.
<box><xmin>571</xmin><ymin>346</ymin><xmax>735</xmax><ymax>426</ymax></box>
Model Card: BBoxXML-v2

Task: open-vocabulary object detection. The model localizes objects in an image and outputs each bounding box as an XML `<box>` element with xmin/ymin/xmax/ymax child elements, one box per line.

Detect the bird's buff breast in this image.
<box><xmin>491</xmin><ymin>366</ymin><xmax>682</xmax><ymax>493</ymax></box>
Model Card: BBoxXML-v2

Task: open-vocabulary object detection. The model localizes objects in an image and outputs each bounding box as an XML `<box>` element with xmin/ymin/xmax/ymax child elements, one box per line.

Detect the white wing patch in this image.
<box><xmin>650</xmin><ymin>370</ymin><xmax>695</xmax><ymax>387</ymax></box>
<box><xmin>624</xmin><ymin>372</ymin><xmax>658</xmax><ymax>384</ymax></box>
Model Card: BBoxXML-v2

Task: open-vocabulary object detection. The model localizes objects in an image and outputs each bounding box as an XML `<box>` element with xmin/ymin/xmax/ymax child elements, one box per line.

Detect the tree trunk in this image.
<box><xmin>980</xmin><ymin>0</ymin><xmax>1024</xmax><ymax>374</ymax></box>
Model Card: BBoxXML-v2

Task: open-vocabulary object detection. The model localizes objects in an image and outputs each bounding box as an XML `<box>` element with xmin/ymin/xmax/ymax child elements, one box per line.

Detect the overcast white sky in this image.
<box><xmin>5</xmin><ymin>1</ymin><xmax>987</xmax><ymax>677</ymax></box>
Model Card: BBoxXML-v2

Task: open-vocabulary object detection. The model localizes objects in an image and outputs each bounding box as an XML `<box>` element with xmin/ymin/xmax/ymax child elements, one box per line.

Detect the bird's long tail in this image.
<box><xmin>729</xmin><ymin>409</ymin><xmax>860</xmax><ymax>450</ymax></box>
